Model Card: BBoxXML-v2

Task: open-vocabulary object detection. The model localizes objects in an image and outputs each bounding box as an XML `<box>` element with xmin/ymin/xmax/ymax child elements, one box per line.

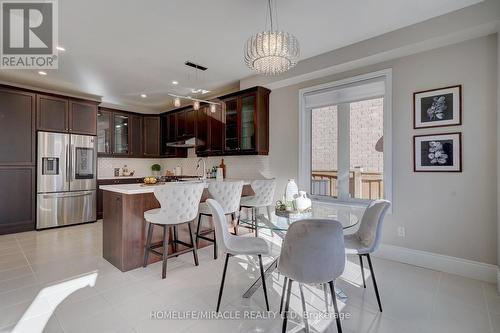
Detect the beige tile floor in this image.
<box><xmin>0</xmin><ymin>221</ymin><xmax>499</xmax><ymax>333</ymax></box>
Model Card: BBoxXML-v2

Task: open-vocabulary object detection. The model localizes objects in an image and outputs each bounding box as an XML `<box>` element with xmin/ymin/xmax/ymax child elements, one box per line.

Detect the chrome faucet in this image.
<box><xmin>196</xmin><ymin>158</ymin><xmax>206</xmax><ymax>180</ymax></box>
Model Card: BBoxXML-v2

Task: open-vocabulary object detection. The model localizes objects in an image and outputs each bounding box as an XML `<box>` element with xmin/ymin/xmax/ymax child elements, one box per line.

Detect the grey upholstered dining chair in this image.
<box><xmin>196</xmin><ymin>180</ymin><xmax>244</xmax><ymax>259</ymax></box>
<box><xmin>278</xmin><ymin>219</ymin><xmax>346</xmax><ymax>333</ymax></box>
<box><xmin>206</xmin><ymin>199</ymin><xmax>271</xmax><ymax>312</ymax></box>
<box><xmin>344</xmin><ymin>199</ymin><xmax>391</xmax><ymax>312</ymax></box>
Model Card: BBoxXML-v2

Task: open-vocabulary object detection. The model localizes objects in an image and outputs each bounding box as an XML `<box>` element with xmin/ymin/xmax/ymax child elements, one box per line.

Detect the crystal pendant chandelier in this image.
<box><xmin>244</xmin><ymin>0</ymin><xmax>299</xmax><ymax>75</ymax></box>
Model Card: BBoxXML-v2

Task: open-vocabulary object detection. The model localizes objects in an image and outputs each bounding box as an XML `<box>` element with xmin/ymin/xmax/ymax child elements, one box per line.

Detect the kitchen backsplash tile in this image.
<box><xmin>98</xmin><ymin>158</ymin><xmax>165</xmax><ymax>179</ymax></box>
<box><xmin>98</xmin><ymin>150</ymin><xmax>271</xmax><ymax>180</ymax></box>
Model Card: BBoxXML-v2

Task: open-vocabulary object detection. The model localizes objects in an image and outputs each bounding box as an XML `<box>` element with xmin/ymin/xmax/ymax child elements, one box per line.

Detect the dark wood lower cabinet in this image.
<box><xmin>0</xmin><ymin>166</ymin><xmax>36</xmax><ymax>234</ymax></box>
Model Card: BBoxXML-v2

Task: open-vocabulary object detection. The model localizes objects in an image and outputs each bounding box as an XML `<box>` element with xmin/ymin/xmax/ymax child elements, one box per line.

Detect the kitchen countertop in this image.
<box><xmin>100</xmin><ymin>179</ymin><xmax>251</xmax><ymax>195</ymax></box>
<box><xmin>98</xmin><ymin>175</ymin><xmax>199</xmax><ymax>180</ymax></box>
<box><xmin>98</xmin><ymin>176</ymin><xmax>144</xmax><ymax>180</ymax></box>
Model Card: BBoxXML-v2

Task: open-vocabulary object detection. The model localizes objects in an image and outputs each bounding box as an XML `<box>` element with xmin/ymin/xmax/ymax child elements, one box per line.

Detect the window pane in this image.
<box><xmin>311</xmin><ymin>105</ymin><xmax>338</xmax><ymax>198</ymax></box>
<box><xmin>349</xmin><ymin>98</ymin><xmax>384</xmax><ymax>199</ymax></box>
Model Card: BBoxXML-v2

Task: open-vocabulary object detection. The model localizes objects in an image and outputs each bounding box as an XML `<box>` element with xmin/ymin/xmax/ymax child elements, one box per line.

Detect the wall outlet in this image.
<box><xmin>397</xmin><ymin>226</ymin><xmax>406</xmax><ymax>238</ymax></box>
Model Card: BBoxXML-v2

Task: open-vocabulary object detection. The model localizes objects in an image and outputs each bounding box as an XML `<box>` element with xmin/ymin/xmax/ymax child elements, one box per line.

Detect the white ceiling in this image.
<box><xmin>0</xmin><ymin>0</ymin><xmax>482</xmax><ymax>112</ymax></box>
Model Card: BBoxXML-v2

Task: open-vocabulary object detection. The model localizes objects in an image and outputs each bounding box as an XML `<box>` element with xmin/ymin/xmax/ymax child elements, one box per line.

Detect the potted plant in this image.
<box><xmin>151</xmin><ymin>164</ymin><xmax>161</xmax><ymax>177</ymax></box>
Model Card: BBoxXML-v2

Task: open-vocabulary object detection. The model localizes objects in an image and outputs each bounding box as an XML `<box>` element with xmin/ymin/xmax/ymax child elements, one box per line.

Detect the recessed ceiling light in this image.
<box><xmin>172</xmin><ymin>81</ymin><xmax>178</xmax><ymax>85</ymax></box>
<box><xmin>140</xmin><ymin>94</ymin><xmax>147</xmax><ymax>98</ymax></box>
<box><xmin>56</xmin><ymin>46</ymin><xmax>66</xmax><ymax>51</ymax></box>
<box><xmin>38</xmin><ymin>71</ymin><xmax>47</xmax><ymax>76</ymax></box>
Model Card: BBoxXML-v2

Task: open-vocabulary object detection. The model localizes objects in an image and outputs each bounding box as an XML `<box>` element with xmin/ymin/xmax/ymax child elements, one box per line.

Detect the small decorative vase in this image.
<box><xmin>285</xmin><ymin>179</ymin><xmax>299</xmax><ymax>202</ymax></box>
<box><xmin>294</xmin><ymin>191</ymin><xmax>312</xmax><ymax>212</ymax></box>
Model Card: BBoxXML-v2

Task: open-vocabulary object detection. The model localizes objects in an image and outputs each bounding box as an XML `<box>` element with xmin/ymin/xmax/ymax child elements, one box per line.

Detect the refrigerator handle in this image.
<box><xmin>70</xmin><ymin>144</ymin><xmax>75</xmax><ymax>181</ymax></box>
<box><xmin>66</xmin><ymin>144</ymin><xmax>70</xmax><ymax>183</ymax></box>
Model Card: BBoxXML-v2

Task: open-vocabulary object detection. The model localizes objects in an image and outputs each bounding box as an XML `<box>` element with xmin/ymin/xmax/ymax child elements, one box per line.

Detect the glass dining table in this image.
<box><xmin>238</xmin><ymin>201</ymin><xmax>364</xmax><ymax>299</ymax></box>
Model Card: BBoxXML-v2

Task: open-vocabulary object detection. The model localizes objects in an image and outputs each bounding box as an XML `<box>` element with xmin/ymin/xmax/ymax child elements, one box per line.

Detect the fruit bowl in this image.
<box><xmin>143</xmin><ymin>177</ymin><xmax>158</xmax><ymax>185</ymax></box>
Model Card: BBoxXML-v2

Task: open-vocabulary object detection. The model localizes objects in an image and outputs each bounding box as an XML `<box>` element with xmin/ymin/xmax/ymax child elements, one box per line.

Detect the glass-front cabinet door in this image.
<box><xmin>225</xmin><ymin>98</ymin><xmax>239</xmax><ymax>151</ymax></box>
<box><xmin>240</xmin><ymin>94</ymin><xmax>256</xmax><ymax>151</ymax></box>
<box><xmin>97</xmin><ymin>109</ymin><xmax>111</xmax><ymax>155</ymax></box>
<box><xmin>113</xmin><ymin>114</ymin><xmax>129</xmax><ymax>155</ymax></box>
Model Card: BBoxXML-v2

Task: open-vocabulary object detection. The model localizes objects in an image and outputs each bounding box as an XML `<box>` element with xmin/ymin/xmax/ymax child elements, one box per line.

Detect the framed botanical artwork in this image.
<box><xmin>414</xmin><ymin>132</ymin><xmax>462</xmax><ymax>172</ymax></box>
<box><xmin>413</xmin><ymin>85</ymin><xmax>462</xmax><ymax>129</ymax></box>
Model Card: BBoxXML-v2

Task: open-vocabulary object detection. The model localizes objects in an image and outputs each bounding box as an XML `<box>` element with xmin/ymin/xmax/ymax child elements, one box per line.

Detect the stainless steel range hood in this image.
<box><xmin>166</xmin><ymin>137</ymin><xmax>204</xmax><ymax>148</ymax></box>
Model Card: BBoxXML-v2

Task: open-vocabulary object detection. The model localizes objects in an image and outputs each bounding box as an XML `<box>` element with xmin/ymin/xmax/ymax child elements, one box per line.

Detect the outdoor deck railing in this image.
<box><xmin>311</xmin><ymin>168</ymin><xmax>383</xmax><ymax>200</ymax></box>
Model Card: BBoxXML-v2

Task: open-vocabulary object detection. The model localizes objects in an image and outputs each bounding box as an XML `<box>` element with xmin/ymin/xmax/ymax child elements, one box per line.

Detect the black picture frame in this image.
<box><xmin>413</xmin><ymin>85</ymin><xmax>462</xmax><ymax>129</ymax></box>
<box><xmin>413</xmin><ymin>132</ymin><xmax>462</xmax><ymax>172</ymax></box>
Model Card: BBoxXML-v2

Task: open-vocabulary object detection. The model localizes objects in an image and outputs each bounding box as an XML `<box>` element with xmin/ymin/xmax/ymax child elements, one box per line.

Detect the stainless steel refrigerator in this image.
<box><xmin>37</xmin><ymin>131</ymin><xmax>97</xmax><ymax>229</ymax></box>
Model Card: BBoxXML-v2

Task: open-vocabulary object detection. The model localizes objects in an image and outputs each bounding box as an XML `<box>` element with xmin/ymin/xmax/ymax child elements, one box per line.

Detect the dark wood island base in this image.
<box><xmin>102</xmin><ymin>190</ymin><xmax>211</xmax><ymax>272</ymax></box>
<box><xmin>101</xmin><ymin>183</ymin><xmax>254</xmax><ymax>272</ymax></box>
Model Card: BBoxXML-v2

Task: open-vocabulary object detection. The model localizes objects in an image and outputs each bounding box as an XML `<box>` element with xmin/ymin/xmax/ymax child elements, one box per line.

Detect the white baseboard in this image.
<box><xmin>373</xmin><ymin>244</ymin><xmax>498</xmax><ymax>283</ymax></box>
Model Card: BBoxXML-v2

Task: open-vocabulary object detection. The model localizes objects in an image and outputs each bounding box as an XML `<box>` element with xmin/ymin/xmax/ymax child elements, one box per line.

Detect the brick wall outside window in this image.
<box><xmin>312</xmin><ymin>98</ymin><xmax>384</xmax><ymax>172</ymax></box>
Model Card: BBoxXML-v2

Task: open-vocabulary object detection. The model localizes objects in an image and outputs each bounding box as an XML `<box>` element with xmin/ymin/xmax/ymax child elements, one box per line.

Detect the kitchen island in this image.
<box><xmin>100</xmin><ymin>180</ymin><xmax>253</xmax><ymax>272</ymax></box>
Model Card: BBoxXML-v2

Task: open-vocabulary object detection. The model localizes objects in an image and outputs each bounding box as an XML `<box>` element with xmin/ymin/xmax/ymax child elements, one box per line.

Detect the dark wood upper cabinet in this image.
<box><xmin>97</xmin><ymin>109</ymin><xmax>112</xmax><ymax>155</ymax></box>
<box><xmin>143</xmin><ymin>116</ymin><xmax>160</xmax><ymax>157</ymax></box>
<box><xmin>224</xmin><ymin>98</ymin><xmax>239</xmax><ymax>152</ymax></box>
<box><xmin>0</xmin><ymin>88</ymin><xmax>35</xmax><ymax>165</ymax></box>
<box><xmin>97</xmin><ymin>108</ymin><xmax>187</xmax><ymax>159</ymax></box>
<box><xmin>37</xmin><ymin>94</ymin><xmax>69</xmax><ymax>132</ymax></box>
<box><xmin>97</xmin><ymin>108</ymin><xmax>145</xmax><ymax>158</ymax></box>
<box><xmin>195</xmin><ymin>103</ymin><xmax>224</xmax><ymax>156</ymax></box>
<box><xmin>176</xmin><ymin>108</ymin><xmax>196</xmax><ymax>139</ymax></box>
<box><xmin>220</xmin><ymin>86</ymin><xmax>270</xmax><ymax>155</ymax></box>
<box><xmin>209</xmin><ymin>103</ymin><xmax>224</xmax><ymax>154</ymax></box>
<box><xmin>195</xmin><ymin>106</ymin><xmax>209</xmax><ymax>155</ymax></box>
<box><xmin>96</xmin><ymin>86</ymin><xmax>269</xmax><ymax>159</ymax></box>
<box><xmin>37</xmin><ymin>94</ymin><xmax>97</xmax><ymax>135</ymax></box>
<box><xmin>130</xmin><ymin>115</ymin><xmax>143</xmax><ymax>157</ymax></box>
<box><xmin>113</xmin><ymin>113</ymin><xmax>130</xmax><ymax>155</ymax></box>
<box><xmin>69</xmin><ymin>100</ymin><xmax>97</xmax><ymax>135</ymax></box>
<box><xmin>160</xmin><ymin>113</ymin><xmax>186</xmax><ymax>158</ymax></box>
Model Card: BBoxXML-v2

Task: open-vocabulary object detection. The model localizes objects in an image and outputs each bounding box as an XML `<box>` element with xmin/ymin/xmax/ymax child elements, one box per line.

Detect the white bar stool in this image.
<box><xmin>196</xmin><ymin>181</ymin><xmax>243</xmax><ymax>259</ymax></box>
<box><xmin>237</xmin><ymin>178</ymin><xmax>276</xmax><ymax>237</ymax></box>
<box><xmin>143</xmin><ymin>182</ymin><xmax>205</xmax><ymax>279</ymax></box>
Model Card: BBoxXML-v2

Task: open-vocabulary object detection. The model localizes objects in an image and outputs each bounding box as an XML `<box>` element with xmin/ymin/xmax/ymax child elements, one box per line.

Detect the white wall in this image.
<box><xmin>497</xmin><ymin>32</ymin><xmax>500</xmax><ymax>283</ymax></box>
<box><xmin>264</xmin><ymin>35</ymin><xmax>498</xmax><ymax>265</ymax></box>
